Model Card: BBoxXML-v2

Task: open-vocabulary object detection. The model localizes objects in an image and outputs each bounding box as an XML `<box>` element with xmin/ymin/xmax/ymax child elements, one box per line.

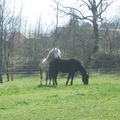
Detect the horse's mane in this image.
<box><xmin>41</xmin><ymin>58</ymin><xmax>47</xmax><ymax>63</ymax></box>
<box><xmin>41</xmin><ymin>48</ymin><xmax>61</xmax><ymax>64</ymax></box>
<box><xmin>45</xmin><ymin>48</ymin><xmax>54</xmax><ymax>61</ymax></box>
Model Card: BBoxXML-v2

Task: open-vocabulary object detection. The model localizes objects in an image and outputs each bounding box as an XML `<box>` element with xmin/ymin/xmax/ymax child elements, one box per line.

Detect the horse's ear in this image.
<box><xmin>54</xmin><ymin>48</ymin><xmax>57</xmax><ymax>50</ymax></box>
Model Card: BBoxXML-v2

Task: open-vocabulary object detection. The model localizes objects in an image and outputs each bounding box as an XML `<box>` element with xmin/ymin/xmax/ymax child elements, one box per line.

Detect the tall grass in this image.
<box><xmin>0</xmin><ymin>73</ymin><xmax>120</xmax><ymax>120</ymax></box>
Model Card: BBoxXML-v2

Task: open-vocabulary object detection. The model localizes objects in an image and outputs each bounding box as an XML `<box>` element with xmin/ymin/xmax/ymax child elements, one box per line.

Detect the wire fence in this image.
<box><xmin>2</xmin><ymin>64</ymin><xmax>120</xmax><ymax>75</ymax></box>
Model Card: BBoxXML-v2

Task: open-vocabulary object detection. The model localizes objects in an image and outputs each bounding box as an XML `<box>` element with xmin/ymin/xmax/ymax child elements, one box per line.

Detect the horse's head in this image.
<box><xmin>82</xmin><ymin>72</ymin><xmax>89</xmax><ymax>85</ymax></box>
<box><xmin>46</xmin><ymin>48</ymin><xmax>61</xmax><ymax>62</ymax></box>
<box><xmin>53</xmin><ymin>48</ymin><xmax>61</xmax><ymax>58</ymax></box>
<box><xmin>78</xmin><ymin>61</ymin><xmax>89</xmax><ymax>85</ymax></box>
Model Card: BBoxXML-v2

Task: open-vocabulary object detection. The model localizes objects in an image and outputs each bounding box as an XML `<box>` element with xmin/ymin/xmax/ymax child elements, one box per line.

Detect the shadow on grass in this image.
<box><xmin>37</xmin><ymin>84</ymin><xmax>57</xmax><ymax>88</ymax></box>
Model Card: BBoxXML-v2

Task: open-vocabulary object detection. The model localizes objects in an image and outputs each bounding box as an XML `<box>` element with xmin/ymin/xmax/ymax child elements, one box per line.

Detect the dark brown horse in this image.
<box><xmin>49</xmin><ymin>58</ymin><xmax>89</xmax><ymax>85</ymax></box>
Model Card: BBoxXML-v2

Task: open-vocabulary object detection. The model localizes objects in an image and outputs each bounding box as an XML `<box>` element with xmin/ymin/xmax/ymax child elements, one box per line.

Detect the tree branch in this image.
<box><xmin>97</xmin><ymin>1</ymin><xmax>114</xmax><ymax>17</ymax></box>
<box><xmin>82</xmin><ymin>0</ymin><xmax>92</xmax><ymax>10</ymax></box>
<box><xmin>59</xmin><ymin>3</ymin><xmax>93</xmax><ymax>22</ymax></box>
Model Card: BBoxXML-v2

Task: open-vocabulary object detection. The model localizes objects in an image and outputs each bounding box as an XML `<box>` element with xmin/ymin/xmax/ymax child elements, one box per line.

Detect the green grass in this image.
<box><xmin>0</xmin><ymin>73</ymin><xmax>120</xmax><ymax>120</ymax></box>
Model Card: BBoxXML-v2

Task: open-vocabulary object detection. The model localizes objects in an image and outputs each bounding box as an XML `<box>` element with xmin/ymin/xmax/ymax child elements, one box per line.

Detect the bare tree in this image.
<box><xmin>100</xmin><ymin>18</ymin><xmax>120</xmax><ymax>54</ymax></box>
<box><xmin>58</xmin><ymin>0</ymin><xmax>114</xmax><ymax>55</ymax></box>
<box><xmin>0</xmin><ymin>0</ymin><xmax>11</xmax><ymax>82</ymax></box>
<box><xmin>0</xmin><ymin>3</ymin><xmax>3</xmax><ymax>83</ymax></box>
<box><xmin>0</xmin><ymin>0</ymin><xmax>23</xmax><ymax>82</ymax></box>
<box><xmin>68</xmin><ymin>9</ymin><xmax>80</xmax><ymax>58</ymax></box>
<box><xmin>52</xmin><ymin>0</ymin><xmax>60</xmax><ymax>47</ymax></box>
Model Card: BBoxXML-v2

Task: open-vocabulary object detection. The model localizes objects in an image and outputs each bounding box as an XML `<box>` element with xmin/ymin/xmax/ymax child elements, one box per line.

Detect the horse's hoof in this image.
<box><xmin>38</xmin><ymin>84</ymin><xmax>43</xmax><ymax>87</ymax></box>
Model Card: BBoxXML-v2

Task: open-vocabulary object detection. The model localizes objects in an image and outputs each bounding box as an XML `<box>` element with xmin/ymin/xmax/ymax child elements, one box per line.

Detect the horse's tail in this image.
<box><xmin>39</xmin><ymin>67</ymin><xmax>43</xmax><ymax>85</ymax></box>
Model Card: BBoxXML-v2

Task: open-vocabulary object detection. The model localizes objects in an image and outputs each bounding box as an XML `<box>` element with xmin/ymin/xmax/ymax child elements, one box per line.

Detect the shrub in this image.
<box><xmin>91</xmin><ymin>52</ymin><xmax>120</xmax><ymax>69</ymax></box>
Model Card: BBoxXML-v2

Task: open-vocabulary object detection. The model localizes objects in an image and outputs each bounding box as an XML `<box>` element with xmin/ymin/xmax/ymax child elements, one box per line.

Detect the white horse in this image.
<box><xmin>39</xmin><ymin>48</ymin><xmax>61</xmax><ymax>85</ymax></box>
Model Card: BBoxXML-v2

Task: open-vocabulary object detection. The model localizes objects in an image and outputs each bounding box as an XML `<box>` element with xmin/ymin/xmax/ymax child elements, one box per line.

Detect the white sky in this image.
<box><xmin>14</xmin><ymin>0</ymin><xmax>120</xmax><ymax>31</ymax></box>
<box><xmin>16</xmin><ymin>0</ymin><xmax>70</xmax><ymax>30</ymax></box>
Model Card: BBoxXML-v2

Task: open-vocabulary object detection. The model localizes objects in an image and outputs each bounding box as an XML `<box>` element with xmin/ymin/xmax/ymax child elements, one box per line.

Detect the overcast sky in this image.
<box><xmin>14</xmin><ymin>0</ymin><xmax>120</xmax><ymax>31</ymax></box>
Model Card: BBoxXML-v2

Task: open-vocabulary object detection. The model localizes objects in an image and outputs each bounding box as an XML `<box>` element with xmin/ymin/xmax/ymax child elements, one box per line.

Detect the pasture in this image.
<box><xmin>0</xmin><ymin>73</ymin><xmax>120</xmax><ymax>120</ymax></box>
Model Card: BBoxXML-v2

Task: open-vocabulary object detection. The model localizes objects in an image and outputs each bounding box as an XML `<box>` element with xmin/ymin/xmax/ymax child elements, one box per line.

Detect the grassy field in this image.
<box><xmin>0</xmin><ymin>73</ymin><xmax>120</xmax><ymax>120</ymax></box>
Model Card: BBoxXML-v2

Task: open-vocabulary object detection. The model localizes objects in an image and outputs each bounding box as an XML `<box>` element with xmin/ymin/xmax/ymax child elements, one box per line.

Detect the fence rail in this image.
<box><xmin>2</xmin><ymin>67</ymin><xmax>120</xmax><ymax>75</ymax></box>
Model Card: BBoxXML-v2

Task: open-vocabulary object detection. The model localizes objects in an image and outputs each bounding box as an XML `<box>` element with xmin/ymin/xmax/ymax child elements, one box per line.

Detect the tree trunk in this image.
<box><xmin>92</xmin><ymin>1</ymin><xmax>99</xmax><ymax>55</ymax></box>
<box><xmin>0</xmin><ymin>72</ymin><xmax>3</xmax><ymax>83</ymax></box>
<box><xmin>0</xmin><ymin>42</ymin><xmax>3</xmax><ymax>83</ymax></box>
<box><xmin>93</xmin><ymin>20</ymin><xmax>99</xmax><ymax>54</ymax></box>
<box><xmin>0</xmin><ymin>30</ymin><xmax>3</xmax><ymax>83</ymax></box>
<box><xmin>6</xmin><ymin>73</ymin><xmax>9</xmax><ymax>81</ymax></box>
<box><xmin>6</xmin><ymin>60</ymin><xmax>10</xmax><ymax>81</ymax></box>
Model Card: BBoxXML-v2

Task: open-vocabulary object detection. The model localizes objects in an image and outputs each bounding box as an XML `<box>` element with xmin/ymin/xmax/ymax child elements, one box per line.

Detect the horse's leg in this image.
<box><xmin>46</xmin><ymin>71</ymin><xmax>49</xmax><ymax>86</ymax></box>
<box><xmin>70</xmin><ymin>73</ymin><xmax>75</xmax><ymax>85</ymax></box>
<box><xmin>49</xmin><ymin>71</ymin><xmax>53</xmax><ymax>85</ymax></box>
<box><xmin>49</xmin><ymin>77</ymin><xmax>52</xmax><ymax>85</ymax></box>
<box><xmin>53</xmin><ymin>72</ymin><xmax>57</xmax><ymax>86</ymax></box>
<box><xmin>66</xmin><ymin>73</ymin><xmax>71</xmax><ymax>85</ymax></box>
<box><xmin>53</xmin><ymin>76</ymin><xmax>55</xmax><ymax>86</ymax></box>
<box><xmin>49</xmin><ymin>70</ymin><xmax>52</xmax><ymax>85</ymax></box>
<box><xmin>49</xmin><ymin>77</ymin><xmax>51</xmax><ymax>85</ymax></box>
<box><xmin>54</xmin><ymin>73</ymin><xmax>58</xmax><ymax>86</ymax></box>
<box><xmin>39</xmin><ymin>68</ymin><xmax>43</xmax><ymax>85</ymax></box>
